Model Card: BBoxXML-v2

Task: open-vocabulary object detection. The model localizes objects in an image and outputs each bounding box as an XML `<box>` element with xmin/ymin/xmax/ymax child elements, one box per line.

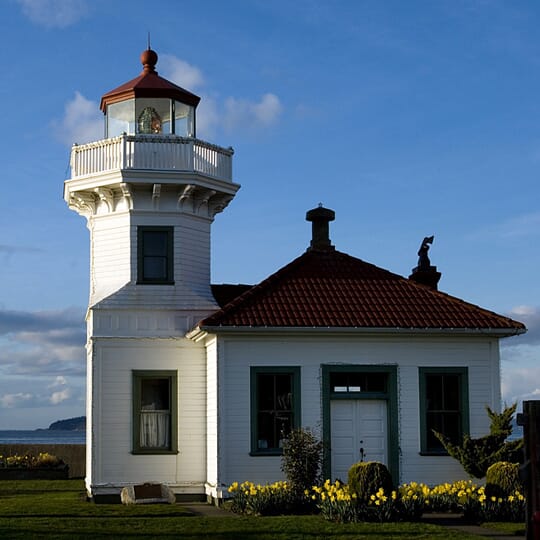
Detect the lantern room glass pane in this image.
<box><xmin>107</xmin><ymin>99</ymin><xmax>135</xmax><ymax>137</ymax></box>
<box><xmin>135</xmin><ymin>98</ymin><xmax>172</xmax><ymax>134</ymax></box>
<box><xmin>174</xmin><ymin>101</ymin><xmax>195</xmax><ymax>137</ymax></box>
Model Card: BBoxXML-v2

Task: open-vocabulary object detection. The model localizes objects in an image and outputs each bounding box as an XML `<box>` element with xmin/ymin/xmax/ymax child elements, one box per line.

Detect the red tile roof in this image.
<box><xmin>201</xmin><ymin>249</ymin><xmax>525</xmax><ymax>333</ymax></box>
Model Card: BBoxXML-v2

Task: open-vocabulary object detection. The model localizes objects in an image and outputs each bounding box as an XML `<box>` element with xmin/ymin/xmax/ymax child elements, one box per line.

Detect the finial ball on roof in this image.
<box><xmin>140</xmin><ymin>49</ymin><xmax>158</xmax><ymax>72</ymax></box>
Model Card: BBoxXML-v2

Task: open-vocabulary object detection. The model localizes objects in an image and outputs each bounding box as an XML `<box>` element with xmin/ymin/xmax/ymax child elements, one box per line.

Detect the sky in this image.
<box><xmin>1</xmin><ymin>0</ymin><xmax>539</xmax><ymax>429</ymax></box>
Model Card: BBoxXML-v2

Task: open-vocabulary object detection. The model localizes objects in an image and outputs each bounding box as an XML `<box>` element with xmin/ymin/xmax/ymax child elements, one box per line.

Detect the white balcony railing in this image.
<box><xmin>70</xmin><ymin>134</ymin><xmax>233</xmax><ymax>182</ymax></box>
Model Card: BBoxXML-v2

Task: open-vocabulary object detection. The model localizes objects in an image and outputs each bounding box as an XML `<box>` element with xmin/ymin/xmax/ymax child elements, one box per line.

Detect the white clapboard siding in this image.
<box><xmin>212</xmin><ymin>335</ymin><xmax>500</xmax><ymax>488</ymax></box>
<box><xmin>87</xmin><ymin>338</ymin><xmax>207</xmax><ymax>491</ymax></box>
<box><xmin>88</xmin><ymin>211</ymin><xmax>219</xmax><ymax>317</ymax></box>
<box><xmin>89</xmin><ymin>213</ymin><xmax>131</xmax><ymax>305</ymax></box>
<box><xmin>206</xmin><ymin>338</ymin><xmax>219</xmax><ymax>493</ymax></box>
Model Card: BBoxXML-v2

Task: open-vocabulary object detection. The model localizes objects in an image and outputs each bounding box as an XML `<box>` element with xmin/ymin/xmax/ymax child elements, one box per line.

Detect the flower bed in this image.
<box><xmin>228</xmin><ymin>478</ymin><xmax>526</xmax><ymax>523</ymax></box>
<box><xmin>0</xmin><ymin>452</ymin><xmax>69</xmax><ymax>480</ymax></box>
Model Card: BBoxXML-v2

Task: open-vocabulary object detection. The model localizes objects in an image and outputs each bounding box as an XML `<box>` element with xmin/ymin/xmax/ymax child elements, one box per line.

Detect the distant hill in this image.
<box><xmin>48</xmin><ymin>416</ymin><xmax>86</xmax><ymax>431</ymax></box>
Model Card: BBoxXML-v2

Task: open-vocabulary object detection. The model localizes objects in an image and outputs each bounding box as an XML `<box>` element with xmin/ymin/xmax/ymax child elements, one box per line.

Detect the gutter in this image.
<box><xmin>186</xmin><ymin>325</ymin><xmax>526</xmax><ymax>342</ymax></box>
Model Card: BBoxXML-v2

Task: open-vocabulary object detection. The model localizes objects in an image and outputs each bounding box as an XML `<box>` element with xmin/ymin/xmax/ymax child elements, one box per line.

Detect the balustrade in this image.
<box><xmin>70</xmin><ymin>134</ymin><xmax>233</xmax><ymax>182</ymax></box>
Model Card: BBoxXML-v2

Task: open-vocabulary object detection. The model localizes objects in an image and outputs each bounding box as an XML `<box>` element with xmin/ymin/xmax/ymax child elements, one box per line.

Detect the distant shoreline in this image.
<box><xmin>0</xmin><ymin>429</ymin><xmax>86</xmax><ymax>445</ymax></box>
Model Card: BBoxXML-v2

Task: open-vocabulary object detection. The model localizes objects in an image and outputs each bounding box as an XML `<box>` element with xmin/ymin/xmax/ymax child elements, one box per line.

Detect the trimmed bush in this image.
<box><xmin>281</xmin><ymin>427</ymin><xmax>323</xmax><ymax>496</ymax></box>
<box><xmin>485</xmin><ymin>461</ymin><xmax>522</xmax><ymax>500</ymax></box>
<box><xmin>347</xmin><ymin>461</ymin><xmax>393</xmax><ymax>502</ymax></box>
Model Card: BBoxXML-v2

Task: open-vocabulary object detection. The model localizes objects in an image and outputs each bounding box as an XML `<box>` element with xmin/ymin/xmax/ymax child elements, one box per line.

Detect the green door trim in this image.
<box><xmin>321</xmin><ymin>364</ymin><xmax>399</xmax><ymax>484</ymax></box>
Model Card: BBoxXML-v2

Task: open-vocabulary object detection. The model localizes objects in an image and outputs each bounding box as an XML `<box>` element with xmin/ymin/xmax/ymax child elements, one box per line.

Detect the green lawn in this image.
<box><xmin>0</xmin><ymin>479</ymin><xmax>505</xmax><ymax>539</ymax></box>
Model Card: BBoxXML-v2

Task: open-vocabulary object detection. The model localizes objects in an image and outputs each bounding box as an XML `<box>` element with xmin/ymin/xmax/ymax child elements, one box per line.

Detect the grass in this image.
<box><xmin>481</xmin><ymin>520</ymin><xmax>526</xmax><ymax>536</ymax></box>
<box><xmin>0</xmin><ymin>479</ymin><xmax>509</xmax><ymax>539</ymax></box>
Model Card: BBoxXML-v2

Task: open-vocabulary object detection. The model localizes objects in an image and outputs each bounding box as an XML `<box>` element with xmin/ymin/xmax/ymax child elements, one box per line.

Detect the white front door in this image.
<box><xmin>330</xmin><ymin>399</ymin><xmax>388</xmax><ymax>482</ymax></box>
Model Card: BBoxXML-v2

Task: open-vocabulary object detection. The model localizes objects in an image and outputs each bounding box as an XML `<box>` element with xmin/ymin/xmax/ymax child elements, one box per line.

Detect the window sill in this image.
<box><xmin>136</xmin><ymin>281</ymin><xmax>175</xmax><ymax>286</ymax></box>
<box><xmin>131</xmin><ymin>450</ymin><xmax>179</xmax><ymax>455</ymax></box>
<box><xmin>419</xmin><ymin>451</ymin><xmax>450</xmax><ymax>457</ymax></box>
<box><xmin>249</xmin><ymin>450</ymin><xmax>283</xmax><ymax>457</ymax></box>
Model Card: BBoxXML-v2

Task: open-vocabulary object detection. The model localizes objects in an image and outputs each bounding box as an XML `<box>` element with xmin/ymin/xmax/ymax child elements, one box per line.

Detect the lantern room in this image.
<box><xmin>100</xmin><ymin>48</ymin><xmax>200</xmax><ymax>138</ymax></box>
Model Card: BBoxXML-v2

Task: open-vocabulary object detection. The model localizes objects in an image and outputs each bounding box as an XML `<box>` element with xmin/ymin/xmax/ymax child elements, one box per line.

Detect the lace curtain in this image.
<box><xmin>140</xmin><ymin>411</ymin><xmax>170</xmax><ymax>448</ymax></box>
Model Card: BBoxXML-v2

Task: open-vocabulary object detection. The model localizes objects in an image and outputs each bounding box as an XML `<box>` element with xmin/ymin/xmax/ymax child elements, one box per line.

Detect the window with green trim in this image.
<box><xmin>137</xmin><ymin>227</ymin><xmax>174</xmax><ymax>284</ymax></box>
<box><xmin>250</xmin><ymin>367</ymin><xmax>301</xmax><ymax>454</ymax></box>
<box><xmin>132</xmin><ymin>371</ymin><xmax>177</xmax><ymax>454</ymax></box>
<box><xmin>419</xmin><ymin>367</ymin><xmax>469</xmax><ymax>454</ymax></box>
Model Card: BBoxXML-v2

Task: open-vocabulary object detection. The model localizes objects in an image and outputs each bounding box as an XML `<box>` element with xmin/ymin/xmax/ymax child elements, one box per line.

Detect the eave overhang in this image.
<box><xmin>186</xmin><ymin>325</ymin><xmax>527</xmax><ymax>343</ymax></box>
<box><xmin>99</xmin><ymin>50</ymin><xmax>201</xmax><ymax>112</ymax></box>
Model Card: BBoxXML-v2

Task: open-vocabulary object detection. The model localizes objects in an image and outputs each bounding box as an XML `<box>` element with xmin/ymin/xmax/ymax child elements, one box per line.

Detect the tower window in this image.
<box><xmin>137</xmin><ymin>227</ymin><xmax>174</xmax><ymax>284</ymax></box>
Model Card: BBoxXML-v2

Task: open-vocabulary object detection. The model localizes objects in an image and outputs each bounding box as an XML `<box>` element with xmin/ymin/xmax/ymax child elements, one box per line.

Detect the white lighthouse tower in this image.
<box><xmin>64</xmin><ymin>49</ymin><xmax>239</xmax><ymax>501</ymax></box>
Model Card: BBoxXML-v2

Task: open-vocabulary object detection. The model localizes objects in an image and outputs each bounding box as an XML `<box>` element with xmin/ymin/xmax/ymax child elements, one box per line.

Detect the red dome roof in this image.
<box><xmin>100</xmin><ymin>49</ymin><xmax>200</xmax><ymax>112</ymax></box>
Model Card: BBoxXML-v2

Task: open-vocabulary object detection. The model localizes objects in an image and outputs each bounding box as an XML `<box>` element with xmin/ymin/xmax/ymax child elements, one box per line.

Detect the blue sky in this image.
<box><xmin>1</xmin><ymin>0</ymin><xmax>539</xmax><ymax>429</ymax></box>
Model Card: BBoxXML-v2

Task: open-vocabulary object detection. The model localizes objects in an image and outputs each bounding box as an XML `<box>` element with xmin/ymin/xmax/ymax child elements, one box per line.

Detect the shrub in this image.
<box><xmin>434</xmin><ymin>403</ymin><xmax>523</xmax><ymax>478</ymax></box>
<box><xmin>485</xmin><ymin>461</ymin><xmax>522</xmax><ymax>500</ymax></box>
<box><xmin>347</xmin><ymin>461</ymin><xmax>393</xmax><ymax>502</ymax></box>
<box><xmin>0</xmin><ymin>452</ymin><xmax>65</xmax><ymax>470</ymax></box>
<box><xmin>281</xmin><ymin>427</ymin><xmax>323</xmax><ymax>496</ymax></box>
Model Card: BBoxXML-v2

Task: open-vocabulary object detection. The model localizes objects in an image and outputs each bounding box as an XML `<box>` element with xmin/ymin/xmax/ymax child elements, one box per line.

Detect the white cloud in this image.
<box><xmin>0</xmin><ymin>307</ymin><xmax>85</xmax><ymax>377</ymax></box>
<box><xmin>52</xmin><ymin>91</ymin><xmax>102</xmax><ymax>146</ymax></box>
<box><xmin>17</xmin><ymin>0</ymin><xmax>88</xmax><ymax>28</ymax></box>
<box><xmin>160</xmin><ymin>55</ymin><xmax>205</xmax><ymax>90</ymax></box>
<box><xmin>49</xmin><ymin>376</ymin><xmax>67</xmax><ymax>388</ymax></box>
<box><xmin>0</xmin><ymin>378</ymin><xmax>78</xmax><ymax>411</ymax></box>
<box><xmin>501</xmin><ymin>363</ymin><xmax>540</xmax><ymax>408</ymax></box>
<box><xmin>505</xmin><ymin>305</ymin><xmax>540</xmax><ymax>345</ymax></box>
<box><xmin>50</xmin><ymin>388</ymin><xmax>71</xmax><ymax>404</ymax></box>
<box><xmin>252</xmin><ymin>94</ymin><xmax>283</xmax><ymax>125</ymax></box>
<box><xmin>0</xmin><ymin>392</ymin><xmax>34</xmax><ymax>408</ymax></box>
<box><xmin>223</xmin><ymin>93</ymin><xmax>283</xmax><ymax>132</ymax></box>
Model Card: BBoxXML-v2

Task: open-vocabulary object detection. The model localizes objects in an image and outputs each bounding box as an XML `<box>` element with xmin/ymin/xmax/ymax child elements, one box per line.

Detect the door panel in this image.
<box><xmin>330</xmin><ymin>399</ymin><xmax>387</xmax><ymax>482</ymax></box>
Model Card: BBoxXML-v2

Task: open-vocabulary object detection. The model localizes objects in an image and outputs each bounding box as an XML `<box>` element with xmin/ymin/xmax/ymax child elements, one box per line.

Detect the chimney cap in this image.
<box><xmin>306</xmin><ymin>204</ymin><xmax>335</xmax><ymax>251</ymax></box>
<box><xmin>306</xmin><ymin>204</ymin><xmax>335</xmax><ymax>223</ymax></box>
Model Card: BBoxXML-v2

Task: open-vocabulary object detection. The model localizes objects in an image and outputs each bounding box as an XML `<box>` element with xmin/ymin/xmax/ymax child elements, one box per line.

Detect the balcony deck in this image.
<box><xmin>70</xmin><ymin>134</ymin><xmax>234</xmax><ymax>183</ymax></box>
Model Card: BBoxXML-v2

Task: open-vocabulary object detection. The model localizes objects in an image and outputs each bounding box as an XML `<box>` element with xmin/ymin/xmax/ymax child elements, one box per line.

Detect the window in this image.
<box><xmin>329</xmin><ymin>371</ymin><xmax>387</xmax><ymax>393</ymax></box>
<box><xmin>419</xmin><ymin>367</ymin><xmax>469</xmax><ymax>454</ymax></box>
<box><xmin>137</xmin><ymin>227</ymin><xmax>174</xmax><ymax>284</ymax></box>
<box><xmin>132</xmin><ymin>371</ymin><xmax>177</xmax><ymax>454</ymax></box>
<box><xmin>250</xmin><ymin>367</ymin><xmax>301</xmax><ymax>455</ymax></box>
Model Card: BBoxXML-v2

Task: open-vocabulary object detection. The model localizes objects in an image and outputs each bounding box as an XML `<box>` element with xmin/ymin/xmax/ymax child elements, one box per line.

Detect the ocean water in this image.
<box><xmin>0</xmin><ymin>430</ymin><xmax>85</xmax><ymax>445</ymax></box>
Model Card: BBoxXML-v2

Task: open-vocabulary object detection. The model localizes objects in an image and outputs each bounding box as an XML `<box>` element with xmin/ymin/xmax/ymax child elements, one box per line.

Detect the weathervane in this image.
<box><xmin>417</xmin><ymin>235</ymin><xmax>434</xmax><ymax>271</ymax></box>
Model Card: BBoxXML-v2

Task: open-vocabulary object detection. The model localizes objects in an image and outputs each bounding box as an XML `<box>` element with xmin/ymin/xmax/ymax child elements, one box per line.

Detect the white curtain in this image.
<box><xmin>140</xmin><ymin>411</ymin><xmax>170</xmax><ymax>448</ymax></box>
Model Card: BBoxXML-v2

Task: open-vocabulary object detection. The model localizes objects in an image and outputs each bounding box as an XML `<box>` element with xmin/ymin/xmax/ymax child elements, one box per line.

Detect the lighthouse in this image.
<box><xmin>64</xmin><ymin>49</ymin><xmax>239</xmax><ymax>501</ymax></box>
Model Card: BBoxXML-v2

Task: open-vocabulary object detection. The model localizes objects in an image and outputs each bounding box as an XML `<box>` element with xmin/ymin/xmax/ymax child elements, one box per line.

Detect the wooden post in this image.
<box><xmin>518</xmin><ymin>400</ymin><xmax>540</xmax><ymax>540</ymax></box>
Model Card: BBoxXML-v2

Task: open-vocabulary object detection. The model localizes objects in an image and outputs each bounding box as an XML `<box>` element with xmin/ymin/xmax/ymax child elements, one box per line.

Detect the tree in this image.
<box><xmin>433</xmin><ymin>403</ymin><xmax>523</xmax><ymax>478</ymax></box>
